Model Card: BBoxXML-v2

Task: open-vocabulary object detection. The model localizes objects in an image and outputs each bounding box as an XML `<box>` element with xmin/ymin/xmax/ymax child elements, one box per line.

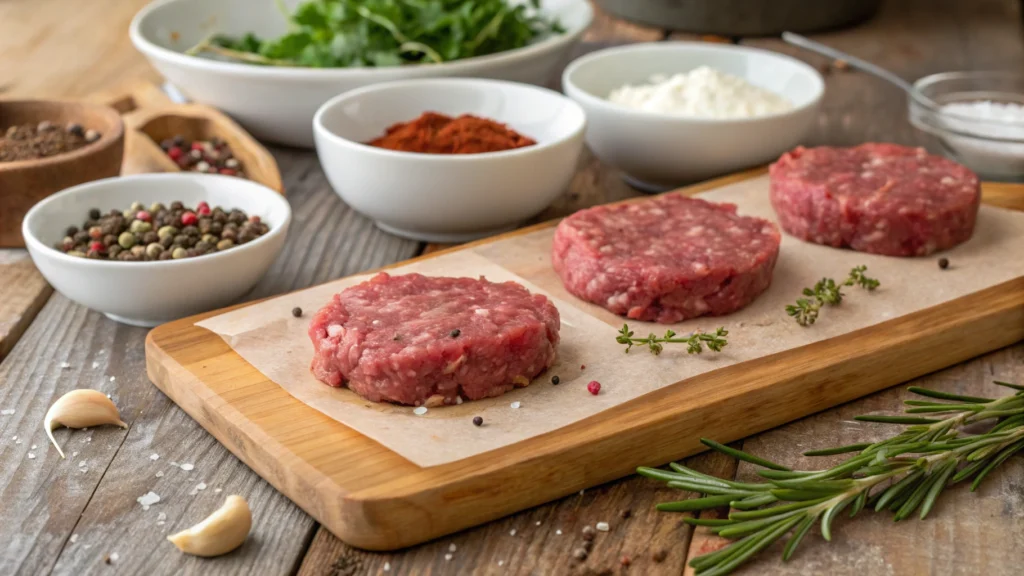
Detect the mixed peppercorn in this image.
<box><xmin>159</xmin><ymin>135</ymin><xmax>246</xmax><ymax>178</ymax></box>
<box><xmin>54</xmin><ymin>201</ymin><xmax>269</xmax><ymax>261</ymax></box>
<box><xmin>0</xmin><ymin>121</ymin><xmax>101</xmax><ymax>162</ymax></box>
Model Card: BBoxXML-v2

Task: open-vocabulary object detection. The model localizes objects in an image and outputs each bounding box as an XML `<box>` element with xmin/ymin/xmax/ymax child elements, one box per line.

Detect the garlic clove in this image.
<box><xmin>44</xmin><ymin>389</ymin><xmax>127</xmax><ymax>458</ymax></box>
<box><xmin>168</xmin><ymin>495</ymin><xmax>252</xmax><ymax>557</ymax></box>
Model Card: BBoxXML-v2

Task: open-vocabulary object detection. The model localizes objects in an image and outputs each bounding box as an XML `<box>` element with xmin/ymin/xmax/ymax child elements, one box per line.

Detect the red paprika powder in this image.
<box><xmin>367</xmin><ymin>112</ymin><xmax>536</xmax><ymax>155</ymax></box>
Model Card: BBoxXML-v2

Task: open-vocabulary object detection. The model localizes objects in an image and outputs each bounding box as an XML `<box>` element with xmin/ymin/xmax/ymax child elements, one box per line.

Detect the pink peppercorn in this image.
<box><xmin>191</xmin><ymin>142</ymin><xmax>205</xmax><ymax>151</ymax></box>
<box><xmin>136</xmin><ymin>210</ymin><xmax>151</xmax><ymax>222</ymax></box>
<box><xmin>219</xmin><ymin>168</ymin><xmax>236</xmax><ymax>176</ymax></box>
<box><xmin>587</xmin><ymin>380</ymin><xmax>601</xmax><ymax>395</ymax></box>
<box><xmin>89</xmin><ymin>241</ymin><xmax>105</xmax><ymax>253</ymax></box>
<box><xmin>249</xmin><ymin>215</ymin><xmax>261</xmax><ymax>225</ymax></box>
<box><xmin>197</xmin><ymin>201</ymin><xmax>211</xmax><ymax>216</ymax></box>
<box><xmin>167</xmin><ymin>146</ymin><xmax>183</xmax><ymax>160</ymax></box>
<box><xmin>181</xmin><ymin>211</ymin><xmax>198</xmax><ymax>226</ymax></box>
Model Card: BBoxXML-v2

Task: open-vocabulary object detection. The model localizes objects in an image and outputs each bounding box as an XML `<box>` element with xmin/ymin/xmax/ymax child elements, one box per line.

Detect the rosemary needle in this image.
<box><xmin>641</xmin><ymin>382</ymin><xmax>1024</xmax><ymax>575</ymax></box>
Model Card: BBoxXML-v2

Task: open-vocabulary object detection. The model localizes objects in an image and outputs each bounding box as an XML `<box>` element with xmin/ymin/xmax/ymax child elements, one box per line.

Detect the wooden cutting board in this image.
<box><xmin>145</xmin><ymin>170</ymin><xmax>1024</xmax><ymax>551</ymax></box>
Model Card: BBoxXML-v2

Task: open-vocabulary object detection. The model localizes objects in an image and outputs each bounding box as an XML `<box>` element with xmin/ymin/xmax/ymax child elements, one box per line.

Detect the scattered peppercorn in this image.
<box><xmin>551</xmin><ymin>375</ymin><xmax>560</xmax><ymax>385</ymax></box>
<box><xmin>450</xmin><ymin>328</ymin><xmax>461</xmax><ymax>338</ymax></box>
<box><xmin>53</xmin><ymin>201</ymin><xmax>270</xmax><ymax>261</ymax></box>
<box><xmin>587</xmin><ymin>380</ymin><xmax>601</xmax><ymax>395</ymax></box>
<box><xmin>619</xmin><ymin>509</ymin><xmax>632</xmax><ymax>519</ymax></box>
<box><xmin>938</xmin><ymin>257</ymin><xmax>950</xmax><ymax>269</ymax></box>
<box><xmin>292</xmin><ymin>307</ymin><xmax>303</xmax><ymax>318</ymax></box>
<box><xmin>572</xmin><ymin>548</ymin><xmax>588</xmax><ymax>562</ymax></box>
<box><xmin>159</xmin><ymin>135</ymin><xmax>247</xmax><ymax>178</ymax></box>
<box><xmin>580</xmin><ymin>364</ymin><xmax>586</xmax><ymax>370</ymax></box>
<box><xmin>581</xmin><ymin>539</ymin><xmax>593</xmax><ymax>552</ymax></box>
<box><xmin>651</xmin><ymin>549</ymin><xmax>667</xmax><ymax>563</ymax></box>
<box><xmin>0</xmin><ymin>121</ymin><xmax>101</xmax><ymax>162</ymax></box>
<box><xmin>472</xmin><ymin>416</ymin><xmax>483</xmax><ymax>427</ymax></box>
<box><xmin>620</xmin><ymin>555</ymin><xmax>631</xmax><ymax>567</ymax></box>
<box><xmin>581</xmin><ymin>526</ymin><xmax>596</xmax><ymax>541</ymax></box>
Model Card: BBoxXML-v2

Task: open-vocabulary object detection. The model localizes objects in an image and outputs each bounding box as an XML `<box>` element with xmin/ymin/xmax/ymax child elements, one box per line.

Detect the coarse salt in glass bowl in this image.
<box><xmin>909</xmin><ymin>71</ymin><xmax>1024</xmax><ymax>181</ymax></box>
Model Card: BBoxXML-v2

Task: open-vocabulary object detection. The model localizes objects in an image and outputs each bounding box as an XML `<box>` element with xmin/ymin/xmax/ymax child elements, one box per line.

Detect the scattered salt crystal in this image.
<box><xmin>413</xmin><ymin>406</ymin><xmax>428</xmax><ymax>416</ymax></box>
<box><xmin>196</xmin><ymin>482</ymin><xmax>207</xmax><ymax>490</ymax></box>
<box><xmin>170</xmin><ymin>461</ymin><xmax>178</xmax><ymax>467</ymax></box>
<box><xmin>11</xmin><ymin>435</ymin><xmax>16</xmax><ymax>440</ymax></box>
<box><xmin>72</xmin><ymin>451</ymin><xmax>78</xmax><ymax>457</ymax></box>
<box><xmin>78</xmin><ymin>460</ymin><xmax>87</xmax><ymax>468</ymax></box>
<box><xmin>60</xmin><ymin>362</ymin><xmax>71</xmax><ymax>369</ymax></box>
<box><xmin>2</xmin><ymin>409</ymin><xmax>15</xmax><ymax>415</ymax></box>
<box><xmin>109</xmin><ymin>552</ymin><xmax>119</xmax><ymax>562</ymax></box>
<box><xmin>98</xmin><ymin>350</ymin><xmax>105</xmax><ymax>355</ymax></box>
<box><xmin>15</xmin><ymin>439</ymin><xmax>22</xmax><ymax>445</ymax></box>
<box><xmin>448</xmin><ymin>543</ymin><xmax>457</xmax><ymax>552</ymax></box>
<box><xmin>80</xmin><ymin>468</ymin><xmax>88</xmax><ymax>474</ymax></box>
<box><xmin>498</xmin><ymin>560</ymin><xmax>504</xmax><ymax>566</ymax></box>
<box><xmin>579</xmin><ymin>489</ymin><xmax>585</xmax><ymax>496</ymax></box>
<box><xmin>535</xmin><ymin>521</ymin><xmax>541</xmax><ymax>526</ymax></box>
<box><xmin>157</xmin><ymin>513</ymin><xmax>167</xmax><ymax>521</ymax></box>
<box><xmin>180</xmin><ymin>463</ymin><xmax>194</xmax><ymax>471</ymax></box>
<box><xmin>596</xmin><ymin>522</ymin><xmax>610</xmax><ymax>532</ymax></box>
<box><xmin>156</xmin><ymin>521</ymin><xmax>165</xmax><ymax>526</ymax></box>
<box><xmin>510</xmin><ymin>401</ymin><xmax>521</xmax><ymax>409</ymax></box>
<box><xmin>137</xmin><ymin>491</ymin><xmax>161</xmax><ymax>509</ymax></box>
<box><xmin>149</xmin><ymin>454</ymin><xmax>159</xmax><ymax>461</ymax></box>
<box><xmin>509</xmin><ymin>529</ymin><xmax>517</xmax><ymax>536</ymax></box>
<box><xmin>155</xmin><ymin>471</ymin><xmax>164</xmax><ymax>478</ymax></box>
<box><xmin>444</xmin><ymin>553</ymin><xmax>453</xmax><ymax>561</ymax></box>
<box><xmin>106</xmin><ymin>394</ymin><xmax>111</xmax><ymax>399</ymax></box>
<box><xmin>83</xmin><ymin>544</ymin><xmax>91</xmax><ymax>549</ymax></box>
<box><xmin>70</xmin><ymin>534</ymin><xmax>78</xmax><ymax>543</ymax></box>
<box><xmin>31</xmin><ymin>445</ymin><xmax>36</xmax><ymax>450</ymax></box>
<box><xmin>92</xmin><ymin>361</ymin><xmax>100</xmax><ymax>369</ymax></box>
<box><xmin>85</xmin><ymin>437</ymin><xmax>92</xmax><ymax>443</ymax></box>
<box><xmin>383</xmin><ymin>562</ymin><xmax>391</xmax><ymax>572</ymax></box>
<box><xmin>28</xmin><ymin>453</ymin><xmax>35</xmax><ymax>459</ymax></box>
<box><xmin>109</xmin><ymin>376</ymin><xmax>115</xmax><ymax>382</ymax></box>
<box><xmin>455</xmin><ymin>396</ymin><xmax>463</xmax><ymax>405</ymax></box>
<box><xmin>556</xmin><ymin>529</ymin><xmax>562</xmax><ymax>535</ymax></box>
<box><xmin>214</xmin><ymin>487</ymin><xmax>222</xmax><ymax>493</ymax></box>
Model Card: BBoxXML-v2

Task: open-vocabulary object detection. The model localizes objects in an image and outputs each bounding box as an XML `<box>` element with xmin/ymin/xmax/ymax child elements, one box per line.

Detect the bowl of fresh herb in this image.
<box><xmin>130</xmin><ymin>0</ymin><xmax>591</xmax><ymax>148</ymax></box>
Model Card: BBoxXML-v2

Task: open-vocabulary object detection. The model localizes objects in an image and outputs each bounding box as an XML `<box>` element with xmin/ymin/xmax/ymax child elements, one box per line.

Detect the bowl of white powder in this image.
<box><xmin>910</xmin><ymin>71</ymin><xmax>1024</xmax><ymax>181</ymax></box>
<box><xmin>562</xmin><ymin>42</ymin><xmax>824</xmax><ymax>190</ymax></box>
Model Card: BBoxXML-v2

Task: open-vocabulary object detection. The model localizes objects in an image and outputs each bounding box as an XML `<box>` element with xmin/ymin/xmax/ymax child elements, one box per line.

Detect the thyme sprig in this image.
<box><xmin>786</xmin><ymin>265</ymin><xmax>880</xmax><ymax>326</ymax></box>
<box><xmin>616</xmin><ymin>325</ymin><xmax>728</xmax><ymax>355</ymax></box>
<box><xmin>639</xmin><ymin>381</ymin><xmax>1024</xmax><ymax>575</ymax></box>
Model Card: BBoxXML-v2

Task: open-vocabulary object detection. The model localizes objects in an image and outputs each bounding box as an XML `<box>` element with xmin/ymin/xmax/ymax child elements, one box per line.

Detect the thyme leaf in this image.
<box><xmin>641</xmin><ymin>382</ymin><xmax>1024</xmax><ymax>575</ymax></box>
<box><xmin>616</xmin><ymin>324</ymin><xmax>728</xmax><ymax>355</ymax></box>
<box><xmin>786</xmin><ymin>265</ymin><xmax>880</xmax><ymax>326</ymax></box>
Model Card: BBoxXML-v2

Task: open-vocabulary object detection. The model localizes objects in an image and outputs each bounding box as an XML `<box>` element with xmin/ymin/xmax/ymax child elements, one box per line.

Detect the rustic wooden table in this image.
<box><xmin>2</xmin><ymin>1</ymin><xmax>1023</xmax><ymax>575</ymax></box>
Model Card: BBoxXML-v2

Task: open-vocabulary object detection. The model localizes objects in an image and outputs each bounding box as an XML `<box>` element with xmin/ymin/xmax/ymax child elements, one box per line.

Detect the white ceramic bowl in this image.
<box><xmin>130</xmin><ymin>0</ymin><xmax>592</xmax><ymax>147</ymax></box>
<box><xmin>563</xmin><ymin>42</ymin><xmax>825</xmax><ymax>190</ymax></box>
<box><xmin>23</xmin><ymin>174</ymin><xmax>291</xmax><ymax>327</ymax></box>
<box><xmin>313</xmin><ymin>78</ymin><xmax>586</xmax><ymax>243</ymax></box>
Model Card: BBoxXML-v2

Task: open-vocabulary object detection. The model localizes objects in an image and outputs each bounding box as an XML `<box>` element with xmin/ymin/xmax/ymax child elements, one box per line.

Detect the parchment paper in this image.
<box><xmin>197</xmin><ymin>175</ymin><xmax>1024</xmax><ymax>467</ymax></box>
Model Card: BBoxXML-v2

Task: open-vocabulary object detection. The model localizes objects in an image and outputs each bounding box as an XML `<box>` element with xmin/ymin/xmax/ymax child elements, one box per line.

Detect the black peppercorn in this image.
<box><xmin>88</xmin><ymin>208</ymin><xmax>101</xmax><ymax>220</ymax></box>
<box><xmin>472</xmin><ymin>416</ymin><xmax>483</xmax><ymax>427</ymax></box>
<box><xmin>292</xmin><ymin>307</ymin><xmax>303</xmax><ymax>318</ymax></box>
<box><xmin>938</xmin><ymin>257</ymin><xmax>949</xmax><ymax>270</ymax></box>
<box><xmin>170</xmin><ymin>201</ymin><xmax>184</xmax><ymax>210</ymax></box>
<box><xmin>65</xmin><ymin>226</ymin><xmax>78</xmax><ymax>237</ymax></box>
<box><xmin>551</xmin><ymin>375</ymin><xmax>560</xmax><ymax>385</ymax></box>
<box><xmin>450</xmin><ymin>328</ymin><xmax>461</xmax><ymax>338</ymax></box>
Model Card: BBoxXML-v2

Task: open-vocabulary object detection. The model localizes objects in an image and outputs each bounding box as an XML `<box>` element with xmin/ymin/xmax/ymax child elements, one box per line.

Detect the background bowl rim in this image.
<box><xmin>129</xmin><ymin>0</ymin><xmax>594</xmax><ymax>79</ymax></box>
<box><xmin>562</xmin><ymin>41</ymin><xmax>826</xmax><ymax>125</ymax></box>
<box><xmin>313</xmin><ymin>77</ymin><xmax>588</xmax><ymax>162</ymax></box>
<box><xmin>23</xmin><ymin>172</ymin><xmax>292</xmax><ymax>270</ymax></box>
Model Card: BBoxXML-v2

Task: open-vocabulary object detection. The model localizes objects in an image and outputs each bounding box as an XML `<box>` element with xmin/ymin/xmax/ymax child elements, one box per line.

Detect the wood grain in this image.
<box><xmin>0</xmin><ymin>252</ymin><xmax>51</xmax><ymax>360</ymax></box>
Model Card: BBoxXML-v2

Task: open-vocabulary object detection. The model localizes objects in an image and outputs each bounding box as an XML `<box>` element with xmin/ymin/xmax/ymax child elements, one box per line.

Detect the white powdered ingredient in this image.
<box><xmin>608</xmin><ymin>66</ymin><xmax>793</xmax><ymax>118</ymax></box>
<box><xmin>137</xmin><ymin>491</ymin><xmax>161</xmax><ymax>510</ymax></box>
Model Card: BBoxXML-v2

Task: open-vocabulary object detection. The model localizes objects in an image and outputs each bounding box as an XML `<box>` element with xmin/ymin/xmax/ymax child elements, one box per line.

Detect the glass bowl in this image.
<box><xmin>910</xmin><ymin>71</ymin><xmax>1024</xmax><ymax>181</ymax></box>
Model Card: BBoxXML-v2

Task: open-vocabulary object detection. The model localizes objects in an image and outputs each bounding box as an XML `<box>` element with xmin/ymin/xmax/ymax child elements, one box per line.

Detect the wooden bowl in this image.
<box><xmin>0</xmin><ymin>100</ymin><xmax>125</xmax><ymax>247</ymax></box>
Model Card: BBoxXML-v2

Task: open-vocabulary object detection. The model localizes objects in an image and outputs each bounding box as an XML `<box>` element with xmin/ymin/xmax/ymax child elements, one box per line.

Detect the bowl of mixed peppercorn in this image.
<box><xmin>0</xmin><ymin>99</ymin><xmax>124</xmax><ymax>247</ymax></box>
<box><xmin>22</xmin><ymin>172</ymin><xmax>290</xmax><ymax>326</ymax></box>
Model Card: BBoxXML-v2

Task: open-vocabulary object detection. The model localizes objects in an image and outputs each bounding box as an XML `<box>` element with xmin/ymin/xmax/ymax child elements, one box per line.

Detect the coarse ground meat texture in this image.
<box><xmin>769</xmin><ymin>144</ymin><xmax>981</xmax><ymax>256</ymax></box>
<box><xmin>551</xmin><ymin>195</ymin><xmax>781</xmax><ymax>324</ymax></box>
<box><xmin>308</xmin><ymin>273</ymin><xmax>560</xmax><ymax>407</ymax></box>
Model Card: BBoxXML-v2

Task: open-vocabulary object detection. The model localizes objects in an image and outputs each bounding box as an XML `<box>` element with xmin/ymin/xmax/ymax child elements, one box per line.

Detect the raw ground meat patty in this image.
<box><xmin>308</xmin><ymin>272</ymin><xmax>560</xmax><ymax>407</ymax></box>
<box><xmin>551</xmin><ymin>195</ymin><xmax>781</xmax><ymax>324</ymax></box>
<box><xmin>769</xmin><ymin>144</ymin><xmax>981</xmax><ymax>256</ymax></box>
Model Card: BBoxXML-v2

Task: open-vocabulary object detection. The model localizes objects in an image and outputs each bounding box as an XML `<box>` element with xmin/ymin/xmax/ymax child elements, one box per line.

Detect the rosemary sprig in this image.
<box><xmin>786</xmin><ymin>265</ymin><xmax>880</xmax><ymax>326</ymax></box>
<box><xmin>616</xmin><ymin>325</ymin><xmax>728</xmax><ymax>355</ymax></box>
<box><xmin>639</xmin><ymin>382</ymin><xmax>1024</xmax><ymax>575</ymax></box>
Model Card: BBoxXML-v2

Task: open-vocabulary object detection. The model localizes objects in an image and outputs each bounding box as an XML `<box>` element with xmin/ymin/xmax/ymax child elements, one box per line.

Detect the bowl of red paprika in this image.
<box><xmin>313</xmin><ymin>78</ymin><xmax>586</xmax><ymax>243</ymax></box>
